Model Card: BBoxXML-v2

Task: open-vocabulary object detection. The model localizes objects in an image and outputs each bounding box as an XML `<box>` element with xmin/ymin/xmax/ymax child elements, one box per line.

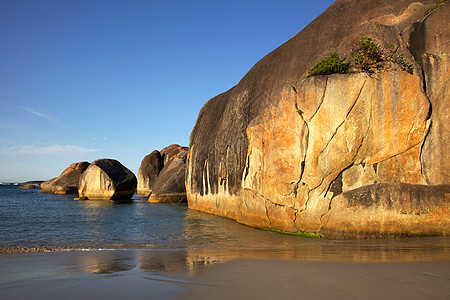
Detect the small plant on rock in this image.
<box><xmin>386</xmin><ymin>45</ymin><xmax>412</xmax><ymax>72</ymax></box>
<box><xmin>306</xmin><ymin>36</ymin><xmax>413</xmax><ymax>78</ymax></box>
<box><xmin>351</xmin><ymin>36</ymin><xmax>384</xmax><ymax>72</ymax></box>
<box><xmin>351</xmin><ymin>36</ymin><xmax>412</xmax><ymax>73</ymax></box>
<box><xmin>307</xmin><ymin>52</ymin><xmax>351</xmax><ymax>77</ymax></box>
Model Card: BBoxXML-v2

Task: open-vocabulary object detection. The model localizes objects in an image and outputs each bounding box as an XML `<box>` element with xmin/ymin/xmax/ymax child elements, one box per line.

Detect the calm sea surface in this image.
<box><xmin>1</xmin><ymin>184</ymin><xmax>449</xmax><ymax>262</ymax></box>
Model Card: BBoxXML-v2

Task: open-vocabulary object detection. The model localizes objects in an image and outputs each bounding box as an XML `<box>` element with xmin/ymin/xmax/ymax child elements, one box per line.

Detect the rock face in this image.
<box><xmin>137</xmin><ymin>150</ymin><xmax>163</xmax><ymax>196</ymax></box>
<box><xmin>186</xmin><ymin>0</ymin><xmax>449</xmax><ymax>238</ymax></box>
<box><xmin>39</xmin><ymin>162</ymin><xmax>90</xmax><ymax>194</ymax></box>
<box><xmin>139</xmin><ymin>144</ymin><xmax>189</xmax><ymax>203</ymax></box>
<box><xmin>78</xmin><ymin>159</ymin><xmax>137</xmax><ymax>200</ymax></box>
<box><xmin>148</xmin><ymin>148</ymin><xmax>188</xmax><ymax>203</ymax></box>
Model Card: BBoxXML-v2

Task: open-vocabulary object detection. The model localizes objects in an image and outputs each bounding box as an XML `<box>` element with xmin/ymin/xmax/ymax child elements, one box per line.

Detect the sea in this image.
<box><xmin>1</xmin><ymin>184</ymin><xmax>449</xmax><ymax>263</ymax></box>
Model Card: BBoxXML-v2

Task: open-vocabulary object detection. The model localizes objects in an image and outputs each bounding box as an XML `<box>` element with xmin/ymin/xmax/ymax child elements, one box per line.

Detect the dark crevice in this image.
<box><xmin>420</xmin><ymin>120</ymin><xmax>433</xmax><ymax>185</ymax></box>
<box><xmin>421</xmin><ymin>68</ymin><xmax>433</xmax><ymax>121</ymax></box>
<box><xmin>291</xmin><ymin>85</ymin><xmax>297</xmax><ymax>94</ymax></box>
<box><xmin>264</xmin><ymin>200</ymin><xmax>272</xmax><ymax>226</ymax></box>
<box><xmin>324</xmin><ymin>163</ymin><xmax>354</xmax><ymax>199</ymax></box>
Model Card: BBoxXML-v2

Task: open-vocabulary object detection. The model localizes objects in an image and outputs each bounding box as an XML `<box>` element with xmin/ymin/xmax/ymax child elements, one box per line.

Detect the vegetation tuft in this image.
<box><xmin>264</xmin><ymin>228</ymin><xmax>325</xmax><ymax>238</ymax></box>
<box><xmin>306</xmin><ymin>36</ymin><xmax>412</xmax><ymax>77</ymax></box>
<box><xmin>306</xmin><ymin>53</ymin><xmax>351</xmax><ymax>77</ymax></box>
<box><xmin>351</xmin><ymin>36</ymin><xmax>412</xmax><ymax>73</ymax></box>
<box><xmin>351</xmin><ymin>36</ymin><xmax>384</xmax><ymax>72</ymax></box>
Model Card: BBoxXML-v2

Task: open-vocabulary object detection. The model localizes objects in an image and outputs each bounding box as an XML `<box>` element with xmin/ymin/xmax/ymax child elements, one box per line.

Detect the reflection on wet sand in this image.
<box><xmin>69</xmin><ymin>236</ymin><xmax>449</xmax><ymax>277</ymax></box>
<box><xmin>65</xmin><ymin>207</ymin><xmax>450</xmax><ymax>276</ymax></box>
<box><xmin>76</xmin><ymin>251</ymin><xmax>137</xmax><ymax>274</ymax></box>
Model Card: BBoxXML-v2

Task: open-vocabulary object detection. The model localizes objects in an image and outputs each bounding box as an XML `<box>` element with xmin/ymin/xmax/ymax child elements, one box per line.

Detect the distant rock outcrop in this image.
<box><xmin>137</xmin><ymin>150</ymin><xmax>163</xmax><ymax>196</ymax></box>
<box><xmin>78</xmin><ymin>159</ymin><xmax>137</xmax><ymax>200</ymax></box>
<box><xmin>186</xmin><ymin>0</ymin><xmax>449</xmax><ymax>238</ymax></box>
<box><xmin>138</xmin><ymin>144</ymin><xmax>188</xmax><ymax>202</ymax></box>
<box><xmin>39</xmin><ymin>162</ymin><xmax>90</xmax><ymax>194</ymax></box>
<box><xmin>19</xmin><ymin>184</ymin><xmax>39</xmax><ymax>189</ymax></box>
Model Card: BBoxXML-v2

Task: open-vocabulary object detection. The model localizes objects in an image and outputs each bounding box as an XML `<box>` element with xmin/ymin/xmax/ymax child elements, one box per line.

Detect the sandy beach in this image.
<box><xmin>178</xmin><ymin>259</ymin><xmax>450</xmax><ymax>299</ymax></box>
<box><xmin>1</xmin><ymin>248</ymin><xmax>449</xmax><ymax>300</ymax></box>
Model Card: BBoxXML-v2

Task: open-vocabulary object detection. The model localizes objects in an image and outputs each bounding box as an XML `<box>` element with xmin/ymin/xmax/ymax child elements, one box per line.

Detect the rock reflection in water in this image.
<box><xmin>72</xmin><ymin>236</ymin><xmax>449</xmax><ymax>276</ymax></box>
<box><xmin>76</xmin><ymin>251</ymin><xmax>137</xmax><ymax>274</ymax></box>
<box><xmin>69</xmin><ymin>208</ymin><xmax>449</xmax><ymax>276</ymax></box>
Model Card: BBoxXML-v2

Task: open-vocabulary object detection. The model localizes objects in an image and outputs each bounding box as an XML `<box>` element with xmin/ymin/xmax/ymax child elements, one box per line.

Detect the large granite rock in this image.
<box><xmin>39</xmin><ymin>162</ymin><xmax>90</xmax><ymax>194</ymax></box>
<box><xmin>148</xmin><ymin>148</ymin><xmax>188</xmax><ymax>203</ymax></box>
<box><xmin>137</xmin><ymin>150</ymin><xmax>163</xmax><ymax>196</ymax></box>
<box><xmin>78</xmin><ymin>159</ymin><xmax>137</xmax><ymax>200</ymax></box>
<box><xmin>186</xmin><ymin>0</ymin><xmax>449</xmax><ymax>238</ymax></box>
<box><xmin>137</xmin><ymin>144</ymin><xmax>189</xmax><ymax>197</ymax></box>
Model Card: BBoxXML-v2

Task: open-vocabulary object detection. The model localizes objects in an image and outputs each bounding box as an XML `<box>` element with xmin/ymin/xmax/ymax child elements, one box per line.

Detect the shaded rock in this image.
<box><xmin>322</xmin><ymin>183</ymin><xmax>450</xmax><ymax>238</ymax></box>
<box><xmin>186</xmin><ymin>0</ymin><xmax>449</xmax><ymax>238</ymax></box>
<box><xmin>149</xmin><ymin>148</ymin><xmax>188</xmax><ymax>203</ymax></box>
<box><xmin>137</xmin><ymin>150</ymin><xmax>163</xmax><ymax>196</ymax></box>
<box><xmin>39</xmin><ymin>162</ymin><xmax>90</xmax><ymax>194</ymax></box>
<box><xmin>78</xmin><ymin>159</ymin><xmax>137</xmax><ymax>200</ymax></box>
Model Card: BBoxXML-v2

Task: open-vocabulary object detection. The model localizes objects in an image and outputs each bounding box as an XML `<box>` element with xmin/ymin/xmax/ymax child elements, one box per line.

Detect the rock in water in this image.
<box><xmin>186</xmin><ymin>0</ymin><xmax>449</xmax><ymax>238</ymax></box>
<box><xmin>137</xmin><ymin>150</ymin><xmax>163</xmax><ymax>196</ymax></box>
<box><xmin>148</xmin><ymin>148</ymin><xmax>188</xmax><ymax>203</ymax></box>
<box><xmin>39</xmin><ymin>162</ymin><xmax>90</xmax><ymax>194</ymax></box>
<box><xmin>78</xmin><ymin>159</ymin><xmax>137</xmax><ymax>200</ymax></box>
<box><xmin>19</xmin><ymin>184</ymin><xmax>39</xmax><ymax>189</ymax></box>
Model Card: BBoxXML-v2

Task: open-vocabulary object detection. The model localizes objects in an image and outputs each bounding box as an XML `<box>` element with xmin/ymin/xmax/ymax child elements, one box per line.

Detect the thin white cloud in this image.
<box><xmin>0</xmin><ymin>144</ymin><xmax>100</xmax><ymax>155</ymax></box>
<box><xmin>21</xmin><ymin>106</ymin><xmax>59</xmax><ymax>122</ymax></box>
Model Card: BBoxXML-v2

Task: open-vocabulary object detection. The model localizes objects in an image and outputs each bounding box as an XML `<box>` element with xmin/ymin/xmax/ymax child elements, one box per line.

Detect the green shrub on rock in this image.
<box><xmin>351</xmin><ymin>36</ymin><xmax>384</xmax><ymax>72</ymax></box>
<box><xmin>307</xmin><ymin>52</ymin><xmax>351</xmax><ymax>77</ymax></box>
<box><xmin>351</xmin><ymin>36</ymin><xmax>412</xmax><ymax>73</ymax></box>
<box><xmin>306</xmin><ymin>36</ymin><xmax>413</xmax><ymax>77</ymax></box>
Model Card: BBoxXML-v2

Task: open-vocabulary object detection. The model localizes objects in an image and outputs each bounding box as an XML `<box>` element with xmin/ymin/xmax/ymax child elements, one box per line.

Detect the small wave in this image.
<box><xmin>0</xmin><ymin>243</ymin><xmax>163</xmax><ymax>254</ymax></box>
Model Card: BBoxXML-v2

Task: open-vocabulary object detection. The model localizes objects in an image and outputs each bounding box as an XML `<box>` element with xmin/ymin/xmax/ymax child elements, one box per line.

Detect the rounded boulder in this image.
<box><xmin>78</xmin><ymin>159</ymin><xmax>137</xmax><ymax>200</ymax></box>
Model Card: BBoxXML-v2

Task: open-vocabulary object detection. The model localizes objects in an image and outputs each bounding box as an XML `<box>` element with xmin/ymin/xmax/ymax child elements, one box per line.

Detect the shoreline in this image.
<box><xmin>1</xmin><ymin>235</ymin><xmax>449</xmax><ymax>261</ymax></box>
<box><xmin>0</xmin><ymin>249</ymin><xmax>449</xmax><ymax>299</ymax></box>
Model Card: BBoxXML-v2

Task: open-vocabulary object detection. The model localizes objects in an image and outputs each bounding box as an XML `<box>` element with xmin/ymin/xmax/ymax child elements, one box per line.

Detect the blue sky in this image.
<box><xmin>0</xmin><ymin>0</ymin><xmax>334</xmax><ymax>182</ymax></box>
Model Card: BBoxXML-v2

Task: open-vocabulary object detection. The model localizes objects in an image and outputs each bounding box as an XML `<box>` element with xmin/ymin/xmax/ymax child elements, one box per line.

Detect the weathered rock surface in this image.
<box><xmin>148</xmin><ymin>148</ymin><xmax>188</xmax><ymax>203</ymax></box>
<box><xmin>161</xmin><ymin>144</ymin><xmax>188</xmax><ymax>166</ymax></box>
<box><xmin>39</xmin><ymin>162</ymin><xmax>90</xmax><ymax>194</ymax></box>
<box><xmin>186</xmin><ymin>0</ymin><xmax>449</xmax><ymax>238</ymax></box>
<box><xmin>78</xmin><ymin>159</ymin><xmax>137</xmax><ymax>200</ymax></box>
<box><xmin>137</xmin><ymin>150</ymin><xmax>163</xmax><ymax>196</ymax></box>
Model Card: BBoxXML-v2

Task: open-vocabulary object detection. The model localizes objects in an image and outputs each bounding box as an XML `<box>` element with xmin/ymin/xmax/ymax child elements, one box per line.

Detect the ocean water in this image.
<box><xmin>0</xmin><ymin>184</ymin><xmax>449</xmax><ymax>262</ymax></box>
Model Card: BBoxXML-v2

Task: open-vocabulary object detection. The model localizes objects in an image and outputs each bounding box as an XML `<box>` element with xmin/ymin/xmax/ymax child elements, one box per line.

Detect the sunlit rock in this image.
<box><xmin>78</xmin><ymin>159</ymin><xmax>137</xmax><ymax>200</ymax></box>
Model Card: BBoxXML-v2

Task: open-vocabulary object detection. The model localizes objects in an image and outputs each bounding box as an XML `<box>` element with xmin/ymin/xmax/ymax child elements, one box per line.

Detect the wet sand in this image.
<box><xmin>0</xmin><ymin>247</ymin><xmax>449</xmax><ymax>300</ymax></box>
<box><xmin>178</xmin><ymin>259</ymin><xmax>450</xmax><ymax>300</ymax></box>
